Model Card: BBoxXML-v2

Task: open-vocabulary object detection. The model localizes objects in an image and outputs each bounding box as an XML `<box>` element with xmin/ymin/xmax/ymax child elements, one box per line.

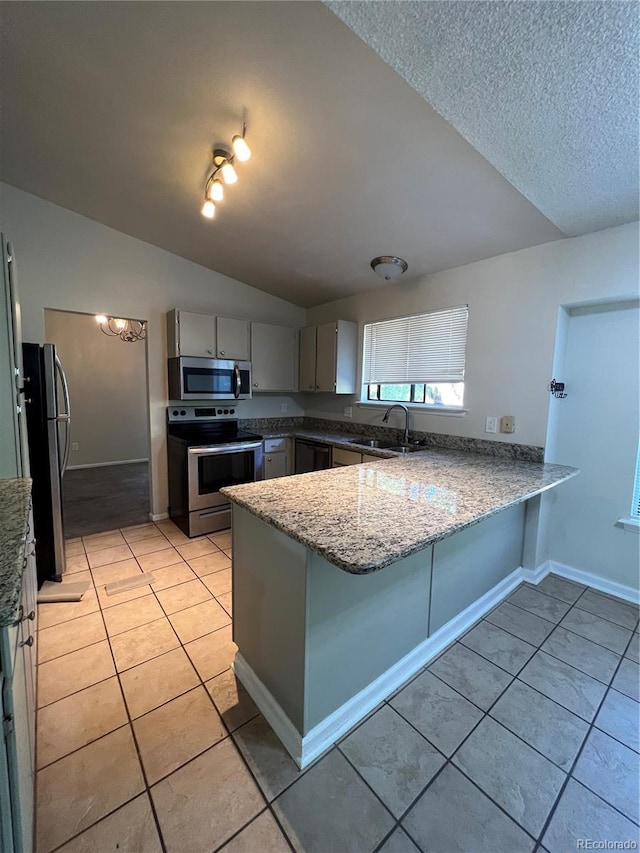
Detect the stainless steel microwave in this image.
<box><xmin>168</xmin><ymin>357</ymin><xmax>252</xmax><ymax>401</ymax></box>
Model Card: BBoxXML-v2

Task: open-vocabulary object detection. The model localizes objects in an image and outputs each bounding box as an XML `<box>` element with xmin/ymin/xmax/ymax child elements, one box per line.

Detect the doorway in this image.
<box><xmin>545</xmin><ymin>300</ymin><xmax>639</xmax><ymax>589</ymax></box>
<box><xmin>44</xmin><ymin>309</ymin><xmax>150</xmax><ymax>537</ymax></box>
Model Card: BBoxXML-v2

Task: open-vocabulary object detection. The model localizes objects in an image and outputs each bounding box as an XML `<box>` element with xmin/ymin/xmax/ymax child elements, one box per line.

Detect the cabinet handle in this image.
<box><xmin>26</xmin><ymin>610</ymin><xmax>35</xmax><ymax>621</ymax></box>
<box><xmin>20</xmin><ymin>635</ymin><xmax>34</xmax><ymax>647</ymax></box>
<box><xmin>267</xmin><ymin>456</ymin><xmax>272</xmax><ymax>462</ymax></box>
<box><xmin>207</xmin><ymin>349</ymin><xmax>212</xmax><ymax>355</ymax></box>
<box><xmin>253</xmin><ymin>383</ymin><xmax>258</xmax><ymax>387</ymax></box>
<box><xmin>219</xmin><ymin>350</ymin><xmax>225</xmax><ymax>356</ymax></box>
<box><xmin>315</xmin><ymin>385</ymin><xmax>319</xmax><ymax>390</ymax></box>
<box><xmin>12</xmin><ymin>605</ymin><xmax>23</xmax><ymax>626</ymax></box>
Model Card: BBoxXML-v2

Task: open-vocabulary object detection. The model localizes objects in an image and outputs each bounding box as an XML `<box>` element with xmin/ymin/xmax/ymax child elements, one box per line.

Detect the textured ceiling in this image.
<box><xmin>327</xmin><ymin>1</ymin><xmax>640</xmax><ymax>237</ymax></box>
<box><xmin>0</xmin><ymin>2</ymin><xmax>634</xmax><ymax>309</ymax></box>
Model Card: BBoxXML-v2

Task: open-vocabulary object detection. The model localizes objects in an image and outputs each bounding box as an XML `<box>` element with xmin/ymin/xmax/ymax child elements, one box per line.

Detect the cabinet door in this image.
<box><xmin>5</xmin><ymin>622</ymin><xmax>34</xmax><ymax>853</ymax></box>
<box><xmin>315</xmin><ymin>322</ymin><xmax>338</xmax><ymax>392</ymax></box>
<box><xmin>251</xmin><ymin>323</ymin><xmax>298</xmax><ymax>392</ymax></box>
<box><xmin>299</xmin><ymin>326</ymin><xmax>317</xmax><ymax>392</ymax></box>
<box><xmin>263</xmin><ymin>451</ymin><xmax>289</xmax><ymax>479</ymax></box>
<box><xmin>332</xmin><ymin>447</ymin><xmax>362</xmax><ymax>467</ymax></box>
<box><xmin>216</xmin><ymin>317</ymin><xmax>250</xmax><ymax>361</ymax></box>
<box><xmin>178</xmin><ymin>312</ymin><xmax>216</xmax><ymax>357</ymax></box>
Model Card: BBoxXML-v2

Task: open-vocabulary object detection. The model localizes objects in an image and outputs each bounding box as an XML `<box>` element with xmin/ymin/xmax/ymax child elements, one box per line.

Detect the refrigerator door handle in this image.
<box><xmin>55</xmin><ymin>355</ymin><xmax>72</xmax><ymax>474</ymax></box>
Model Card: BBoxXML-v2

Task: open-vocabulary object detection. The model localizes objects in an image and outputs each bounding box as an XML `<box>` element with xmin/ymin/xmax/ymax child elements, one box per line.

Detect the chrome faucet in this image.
<box><xmin>382</xmin><ymin>404</ymin><xmax>410</xmax><ymax>445</ymax></box>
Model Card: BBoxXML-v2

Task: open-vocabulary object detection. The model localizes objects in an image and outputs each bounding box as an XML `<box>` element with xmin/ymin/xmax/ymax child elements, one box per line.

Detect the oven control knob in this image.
<box><xmin>223</xmin><ymin>409</ymin><xmax>229</xmax><ymax>414</ymax></box>
<box><xmin>230</xmin><ymin>409</ymin><xmax>235</xmax><ymax>414</ymax></box>
<box><xmin>172</xmin><ymin>410</ymin><xmax>179</xmax><ymax>416</ymax></box>
<box><xmin>180</xmin><ymin>410</ymin><xmax>186</xmax><ymax>416</ymax></box>
<box><xmin>217</xmin><ymin>409</ymin><xmax>222</xmax><ymax>414</ymax></box>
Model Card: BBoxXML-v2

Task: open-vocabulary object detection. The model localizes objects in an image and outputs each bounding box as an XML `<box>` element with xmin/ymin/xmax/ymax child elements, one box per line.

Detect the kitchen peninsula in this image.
<box><xmin>222</xmin><ymin>451</ymin><xmax>577</xmax><ymax>768</ymax></box>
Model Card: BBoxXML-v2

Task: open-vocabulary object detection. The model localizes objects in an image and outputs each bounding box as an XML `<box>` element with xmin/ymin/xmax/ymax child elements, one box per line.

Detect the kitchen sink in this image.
<box><xmin>347</xmin><ymin>438</ymin><xmax>396</xmax><ymax>449</ymax></box>
<box><xmin>386</xmin><ymin>444</ymin><xmax>426</xmax><ymax>454</ymax></box>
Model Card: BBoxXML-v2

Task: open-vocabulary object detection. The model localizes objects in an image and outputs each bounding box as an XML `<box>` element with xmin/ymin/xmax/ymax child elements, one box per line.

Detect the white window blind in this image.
<box><xmin>363</xmin><ymin>306</ymin><xmax>468</xmax><ymax>384</ymax></box>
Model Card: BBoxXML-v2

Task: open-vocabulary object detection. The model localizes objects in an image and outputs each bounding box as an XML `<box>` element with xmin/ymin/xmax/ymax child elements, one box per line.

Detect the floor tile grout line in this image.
<box><xmin>92</xmin><ymin>568</ymin><xmax>170</xmax><ymax>853</ymax></box>
<box><xmin>529</xmin><ymin>576</ymin><xmax>640</xmax><ymax>622</ymax></box>
<box><xmin>386</xmin><ymin>589</ymin><xmax>602</xmax><ymax>808</ymax></box>
<box><xmin>41</xmin><ymin>561</ymin><xmax>637</xmax><ymax>849</ymax></box>
<box><xmin>45</xmin><ymin>791</ymin><xmax>159</xmax><ymax>853</ymax></box>
<box><xmin>137</xmin><ymin>564</ymin><xmax>298</xmax><ymax>853</ymax></box>
<box><xmin>504</xmin><ymin>584</ymin><xmax>638</xmax><ymax>645</ymax></box>
<box><xmin>467</xmin><ymin>615</ymin><xmax>622</xmax><ymax>688</ymax></box>
<box><xmin>532</xmin><ymin>640</ymin><xmax>640</xmax><ymax>844</ymax></box>
<box><xmin>209</xmin><ymin>806</ymin><xmax>294</xmax><ymax>853</ymax></box>
<box><xmin>502</xmin><ymin>589</ymin><xmax>635</xmax><ymax>657</ymax></box>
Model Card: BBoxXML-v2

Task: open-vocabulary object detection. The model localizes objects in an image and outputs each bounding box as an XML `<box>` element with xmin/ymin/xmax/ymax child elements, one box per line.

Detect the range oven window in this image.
<box><xmin>197</xmin><ymin>451</ymin><xmax>256</xmax><ymax>495</ymax></box>
<box><xmin>183</xmin><ymin>366</ymin><xmax>250</xmax><ymax>397</ymax></box>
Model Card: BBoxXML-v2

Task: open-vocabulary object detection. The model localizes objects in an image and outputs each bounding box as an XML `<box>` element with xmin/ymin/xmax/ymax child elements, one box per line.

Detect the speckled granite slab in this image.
<box><xmin>222</xmin><ymin>451</ymin><xmax>577</xmax><ymax>574</ymax></box>
<box><xmin>0</xmin><ymin>478</ymin><xmax>32</xmax><ymax>627</ymax></box>
<box><xmin>241</xmin><ymin>416</ymin><xmax>544</xmax><ymax>462</ymax></box>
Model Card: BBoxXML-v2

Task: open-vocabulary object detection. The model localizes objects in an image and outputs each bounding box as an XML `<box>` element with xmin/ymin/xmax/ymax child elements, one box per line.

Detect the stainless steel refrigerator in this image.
<box><xmin>22</xmin><ymin>342</ymin><xmax>71</xmax><ymax>585</ymax></box>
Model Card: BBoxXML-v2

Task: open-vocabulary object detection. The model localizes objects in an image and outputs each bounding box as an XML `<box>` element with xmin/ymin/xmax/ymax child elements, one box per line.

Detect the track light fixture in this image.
<box><xmin>201</xmin><ymin>122</ymin><xmax>251</xmax><ymax>219</ymax></box>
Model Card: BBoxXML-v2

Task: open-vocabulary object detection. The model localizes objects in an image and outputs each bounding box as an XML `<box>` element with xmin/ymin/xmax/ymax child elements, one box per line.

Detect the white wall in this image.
<box><xmin>1</xmin><ymin>184</ymin><xmax>306</xmax><ymax>515</ymax></box>
<box><xmin>306</xmin><ymin>222</ymin><xmax>639</xmax><ymax>449</ymax></box>
<box><xmin>44</xmin><ymin>309</ymin><xmax>149</xmax><ymax>467</ymax></box>
<box><xmin>544</xmin><ymin>302</ymin><xmax>639</xmax><ymax>589</ymax></box>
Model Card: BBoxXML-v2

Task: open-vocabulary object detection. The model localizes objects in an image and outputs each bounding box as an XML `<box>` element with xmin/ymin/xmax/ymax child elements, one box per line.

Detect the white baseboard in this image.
<box><xmin>67</xmin><ymin>458</ymin><xmax>149</xmax><ymax>470</ymax></box>
<box><xmin>149</xmin><ymin>512</ymin><xmax>169</xmax><ymax>522</ymax></box>
<box><xmin>234</xmin><ymin>564</ymin><xmax>530</xmax><ymax>769</ymax></box>
<box><xmin>233</xmin><ymin>654</ymin><xmax>305</xmax><ymax>766</ymax></box>
<box><xmin>233</xmin><ymin>560</ymin><xmax>639</xmax><ymax>769</ymax></box>
<box><xmin>540</xmin><ymin>559</ymin><xmax>640</xmax><ymax>605</ymax></box>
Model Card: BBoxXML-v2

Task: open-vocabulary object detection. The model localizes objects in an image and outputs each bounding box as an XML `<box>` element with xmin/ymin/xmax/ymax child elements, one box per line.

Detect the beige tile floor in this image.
<box><xmin>35</xmin><ymin>523</ymin><xmax>640</xmax><ymax>852</ymax></box>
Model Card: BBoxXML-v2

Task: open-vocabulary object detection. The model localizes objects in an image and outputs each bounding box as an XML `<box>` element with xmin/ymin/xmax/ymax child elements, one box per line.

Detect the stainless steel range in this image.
<box><xmin>167</xmin><ymin>406</ymin><xmax>263</xmax><ymax>537</ymax></box>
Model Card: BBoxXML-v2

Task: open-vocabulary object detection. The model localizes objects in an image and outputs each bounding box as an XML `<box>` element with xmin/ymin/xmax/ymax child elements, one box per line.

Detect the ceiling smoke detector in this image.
<box><xmin>370</xmin><ymin>256</ymin><xmax>408</xmax><ymax>281</ymax></box>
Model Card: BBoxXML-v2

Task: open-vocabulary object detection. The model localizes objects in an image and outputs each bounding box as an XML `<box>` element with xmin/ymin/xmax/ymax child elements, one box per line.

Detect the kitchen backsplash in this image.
<box><xmin>240</xmin><ymin>416</ymin><xmax>544</xmax><ymax>462</ymax></box>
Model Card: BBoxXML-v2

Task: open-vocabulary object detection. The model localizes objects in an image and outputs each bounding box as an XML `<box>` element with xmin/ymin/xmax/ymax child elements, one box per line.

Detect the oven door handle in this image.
<box><xmin>234</xmin><ymin>364</ymin><xmax>241</xmax><ymax>399</ymax></box>
<box><xmin>188</xmin><ymin>441</ymin><xmax>263</xmax><ymax>456</ymax></box>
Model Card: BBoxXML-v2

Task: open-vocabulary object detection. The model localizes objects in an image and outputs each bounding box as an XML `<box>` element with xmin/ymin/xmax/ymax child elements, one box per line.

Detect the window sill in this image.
<box><xmin>616</xmin><ymin>517</ymin><xmax>640</xmax><ymax>533</ymax></box>
<box><xmin>356</xmin><ymin>402</ymin><xmax>468</xmax><ymax>417</ymax></box>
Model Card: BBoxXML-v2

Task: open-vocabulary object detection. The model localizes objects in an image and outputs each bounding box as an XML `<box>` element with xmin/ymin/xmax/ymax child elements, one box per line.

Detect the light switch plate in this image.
<box><xmin>485</xmin><ymin>416</ymin><xmax>498</xmax><ymax>434</ymax></box>
<box><xmin>500</xmin><ymin>416</ymin><xmax>516</xmax><ymax>433</ymax></box>
<box><xmin>344</xmin><ymin>406</ymin><xmax>353</xmax><ymax>418</ymax></box>
<box><xmin>281</xmin><ymin>403</ymin><xmax>288</xmax><ymax>413</ymax></box>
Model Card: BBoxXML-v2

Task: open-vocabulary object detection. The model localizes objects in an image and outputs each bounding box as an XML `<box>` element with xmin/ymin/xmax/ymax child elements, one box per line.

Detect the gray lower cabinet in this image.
<box><xmin>263</xmin><ymin>438</ymin><xmax>291</xmax><ymax>479</ymax></box>
<box><xmin>1</xmin><ymin>537</ymin><xmax>37</xmax><ymax>853</ymax></box>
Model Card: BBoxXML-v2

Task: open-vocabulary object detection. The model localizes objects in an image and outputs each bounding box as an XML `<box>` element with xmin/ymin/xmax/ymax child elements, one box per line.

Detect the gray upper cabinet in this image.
<box><xmin>167</xmin><ymin>311</ymin><xmax>250</xmax><ymax>361</ymax></box>
<box><xmin>299</xmin><ymin>325</ymin><xmax>318</xmax><ymax>392</ymax></box>
<box><xmin>167</xmin><ymin>309</ymin><xmax>216</xmax><ymax>358</ymax></box>
<box><xmin>299</xmin><ymin>320</ymin><xmax>357</xmax><ymax>394</ymax></box>
<box><xmin>251</xmin><ymin>323</ymin><xmax>298</xmax><ymax>392</ymax></box>
<box><xmin>216</xmin><ymin>317</ymin><xmax>251</xmax><ymax>361</ymax></box>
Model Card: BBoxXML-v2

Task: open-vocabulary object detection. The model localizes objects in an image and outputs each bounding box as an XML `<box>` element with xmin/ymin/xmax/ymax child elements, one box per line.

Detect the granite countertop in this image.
<box><xmin>222</xmin><ymin>450</ymin><xmax>578</xmax><ymax>574</ymax></box>
<box><xmin>0</xmin><ymin>478</ymin><xmax>32</xmax><ymax>628</ymax></box>
<box><xmin>263</xmin><ymin>429</ymin><xmax>395</xmax><ymax>459</ymax></box>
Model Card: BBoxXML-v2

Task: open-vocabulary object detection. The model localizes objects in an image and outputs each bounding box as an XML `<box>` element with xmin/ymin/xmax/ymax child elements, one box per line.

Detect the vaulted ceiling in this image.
<box><xmin>0</xmin><ymin>2</ymin><xmax>636</xmax><ymax>307</ymax></box>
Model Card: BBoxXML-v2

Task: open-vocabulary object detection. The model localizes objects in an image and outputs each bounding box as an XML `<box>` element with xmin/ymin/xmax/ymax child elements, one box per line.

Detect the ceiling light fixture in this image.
<box><xmin>370</xmin><ymin>256</ymin><xmax>409</xmax><ymax>282</ymax></box>
<box><xmin>96</xmin><ymin>314</ymin><xmax>147</xmax><ymax>343</ymax></box>
<box><xmin>201</xmin><ymin>122</ymin><xmax>251</xmax><ymax>218</ymax></box>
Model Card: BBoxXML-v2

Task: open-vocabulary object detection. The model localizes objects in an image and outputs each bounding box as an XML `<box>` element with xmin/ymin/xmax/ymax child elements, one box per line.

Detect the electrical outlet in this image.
<box><xmin>344</xmin><ymin>406</ymin><xmax>353</xmax><ymax>418</ymax></box>
<box><xmin>500</xmin><ymin>416</ymin><xmax>516</xmax><ymax>434</ymax></box>
<box><xmin>280</xmin><ymin>403</ymin><xmax>288</xmax><ymax>413</ymax></box>
<box><xmin>485</xmin><ymin>416</ymin><xmax>498</xmax><ymax>434</ymax></box>
<box><xmin>72</xmin><ymin>442</ymin><xmax>79</xmax><ymax>451</ymax></box>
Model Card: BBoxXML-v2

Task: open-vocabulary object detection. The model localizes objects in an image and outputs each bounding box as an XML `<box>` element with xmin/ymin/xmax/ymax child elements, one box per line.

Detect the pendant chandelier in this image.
<box><xmin>95</xmin><ymin>315</ymin><xmax>147</xmax><ymax>343</ymax></box>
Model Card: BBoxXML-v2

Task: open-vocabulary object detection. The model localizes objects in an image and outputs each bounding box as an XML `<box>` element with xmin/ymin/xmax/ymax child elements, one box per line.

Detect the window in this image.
<box><xmin>362</xmin><ymin>306</ymin><xmax>468</xmax><ymax>408</ymax></box>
